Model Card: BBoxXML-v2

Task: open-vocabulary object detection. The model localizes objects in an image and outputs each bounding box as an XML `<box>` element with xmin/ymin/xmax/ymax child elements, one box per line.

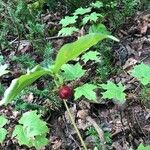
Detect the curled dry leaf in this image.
<box><xmin>123</xmin><ymin>58</ymin><xmax>137</xmax><ymax>70</ymax></box>
<box><xmin>77</xmin><ymin>109</ymin><xmax>89</xmax><ymax>119</ymax></box>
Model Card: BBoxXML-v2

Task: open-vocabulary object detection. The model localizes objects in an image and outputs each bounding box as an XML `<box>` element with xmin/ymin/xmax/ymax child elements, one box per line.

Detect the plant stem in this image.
<box><xmin>63</xmin><ymin>100</ymin><xmax>88</xmax><ymax>150</ymax></box>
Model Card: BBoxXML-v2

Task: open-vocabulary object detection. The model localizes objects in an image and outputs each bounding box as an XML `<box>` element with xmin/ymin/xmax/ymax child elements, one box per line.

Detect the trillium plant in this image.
<box><xmin>0</xmin><ymin>27</ymin><xmax>118</xmax><ymax>149</ymax></box>
<box><xmin>1</xmin><ymin>23</ymin><xmax>150</xmax><ymax>149</ymax></box>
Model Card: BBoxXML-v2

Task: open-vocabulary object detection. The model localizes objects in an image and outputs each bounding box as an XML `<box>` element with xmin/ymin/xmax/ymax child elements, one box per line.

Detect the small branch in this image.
<box><xmin>9</xmin><ymin>35</ymin><xmax>76</xmax><ymax>45</ymax></box>
<box><xmin>86</xmin><ymin>116</ymin><xmax>106</xmax><ymax>150</ymax></box>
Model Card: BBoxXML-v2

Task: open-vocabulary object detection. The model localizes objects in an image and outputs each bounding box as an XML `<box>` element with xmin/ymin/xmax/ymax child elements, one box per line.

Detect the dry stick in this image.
<box><xmin>133</xmin><ymin>110</ymin><xmax>147</xmax><ymax>138</ymax></box>
<box><xmin>63</xmin><ymin>100</ymin><xmax>88</xmax><ymax>150</ymax></box>
<box><xmin>9</xmin><ymin>35</ymin><xmax>76</xmax><ymax>45</ymax></box>
<box><xmin>86</xmin><ymin>116</ymin><xmax>106</xmax><ymax>150</ymax></box>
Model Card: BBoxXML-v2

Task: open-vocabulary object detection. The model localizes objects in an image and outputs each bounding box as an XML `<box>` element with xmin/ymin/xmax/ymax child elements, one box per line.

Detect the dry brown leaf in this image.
<box><xmin>52</xmin><ymin>139</ymin><xmax>62</xmax><ymax>150</ymax></box>
<box><xmin>123</xmin><ymin>58</ymin><xmax>137</xmax><ymax>70</ymax></box>
<box><xmin>77</xmin><ymin>109</ymin><xmax>88</xmax><ymax>120</ymax></box>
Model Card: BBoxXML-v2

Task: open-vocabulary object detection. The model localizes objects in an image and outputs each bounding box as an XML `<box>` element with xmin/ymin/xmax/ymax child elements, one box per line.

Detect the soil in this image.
<box><xmin>0</xmin><ymin>9</ymin><xmax>150</xmax><ymax>150</ymax></box>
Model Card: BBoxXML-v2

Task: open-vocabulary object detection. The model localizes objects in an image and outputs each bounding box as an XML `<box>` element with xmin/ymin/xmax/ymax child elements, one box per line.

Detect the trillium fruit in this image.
<box><xmin>59</xmin><ymin>85</ymin><xmax>72</xmax><ymax>100</ymax></box>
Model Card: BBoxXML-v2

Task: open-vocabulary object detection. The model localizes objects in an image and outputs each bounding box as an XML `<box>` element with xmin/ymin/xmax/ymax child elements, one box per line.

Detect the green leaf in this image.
<box><xmin>61</xmin><ymin>63</ymin><xmax>85</xmax><ymax>81</ymax></box>
<box><xmin>89</xmin><ymin>24</ymin><xmax>111</xmax><ymax>35</ymax></box>
<box><xmin>100</xmin><ymin>81</ymin><xmax>126</xmax><ymax>103</ymax></box>
<box><xmin>74</xmin><ymin>84</ymin><xmax>97</xmax><ymax>102</ymax></box>
<box><xmin>94</xmin><ymin>147</ymin><xmax>99</xmax><ymax>150</ymax></box>
<box><xmin>73</xmin><ymin>7</ymin><xmax>91</xmax><ymax>15</ymax></box>
<box><xmin>53</xmin><ymin>33</ymin><xmax>119</xmax><ymax>74</ymax></box>
<box><xmin>81</xmin><ymin>51</ymin><xmax>100</xmax><ymax>63</ymax></box>
<box><xmin>0</xmin><ymin>128</ymin><xmax>7</xmax><ymax>144</ymax></box>
<box><xmin>0</xmin><ymin>65</ymin><xmax>52</xmax><ymax>105</ymax></box>
<box><xmin>82</xmin><ymin>12</ymin><xmax>103</xmax><ymax>24</ymax></box>
<box><xmin>12</xmin><ymin>111</ymin><xmax>49</xmax><ymax>150</ymax></box>
<box><xmin>58</xmin><ymin>27</ymin><xmax>79</xmax><ymax>36</ymax></box>
<box><xmin>0</xmin><ymin>55</ymin><xmax>4</xmax><ymax>64</ymax></box>
<box><xmin>0</xmin><ymin>64</ymin><xmax>9</xmax><ymax>77</ymax></box>
<box><xmin>33</xmin><ymin>135</ymin><xmax>49</xmax><ymax>150</ymax></box>
<box><xmin>90</xmin><ymin>1</ymin><xmax>103</xmax><ymax>8</ymax></box>
<box><xmin>0</xmin><ymin>116</ymin><xmax>8</xmax><ymax>128</ymax></box>
<box><xmin>137</xmin><ymin>143</ymin><xmax>150</xmax><ymax>150</ymax></box>
<box><xmin>19</xmin><ymin>111</ymin><xmax>49</xmax><ymax>137</ymax></box>
<box><xmin>59</xmin><ymin>16</ymin><xmax>78</xmax><ymax>27</ymax></box>
<box><xmin>12</xmin><ymin>125</ymin><xmax>32</xmax><ymax>147</ymax></box>
<box><xmin>0</xmin><ymin>116</ymin><xmax>8</xmax><ymax>143</ymax></box>
<box><xmin>130</xmin><ymin>63</ymin><xmax>150</xmax><ymax>85</ymax></box>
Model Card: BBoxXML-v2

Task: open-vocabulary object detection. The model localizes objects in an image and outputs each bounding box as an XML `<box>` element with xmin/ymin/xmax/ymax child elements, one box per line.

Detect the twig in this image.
<box><xmin>133</xmin><ymin>110</ymin><xmax>147</xmax><ymax>138</ymax></box>
<box><xmin>9</xmin><ymin>35</ymin><xmax>76</xmax><ymax>45</ymax></box>
<box><xmin>86</xmin><ymin>116</ymin><xmax>106</xmax><ymax>150</ymax></box>
<box><xmin>9</xmin><ymin>37</ymin><xmax>19</xmax><ymax>45</ymax></box>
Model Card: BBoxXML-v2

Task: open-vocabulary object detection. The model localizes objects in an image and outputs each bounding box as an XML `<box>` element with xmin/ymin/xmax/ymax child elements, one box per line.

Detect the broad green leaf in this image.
<box><xmin>130</xmin><ymin>63</ymin><xmax>150</xmax><ymax>85</ymax></box>
<box><xmin>0</xmin><ymin>116</ymin><xmax>8</xmax><ymax>128</ymax></box>
<box><xmin>0</xmin><ymin>65</ymin><xmax>52</xmax><ymax>105</ymax></box>
<box><xmin>19</xmin><ymin>111</ymin><xmax>41</xmax><ymax>125</ymax></box>
<box><xmin>137</xmin><ymin>143</ymin><xmax>150</xmax><ymax>150</ymax></box>
<box><xmin>12</xmin><ymin>125</ymin><xmax>32</xmax><ymax>147</ymax></box>
<box><xmin>25</xmin><ymin>119</ymin><xmax>48</xmax><ymax>137</ymax></box>
<box><xmin>53</xmin><ymin>33</ymin><xmax>119</xmax><ymax>74</ymax></box>
<box><xmin>19</xmin><ymin>111</ymin><xmax>49</xmax><ymax>137</ymax></box>
<box><xmin>28</xmin><ymin>0</ymin><xmax>48</xmax><ymax>10</ymax></box>
<box><xmin>89</xmin><ymin>24</ymin><xmax>111</xmax><ymax>35</ymax></box>
<box><xmin>90</xmin><ymin>1</ymin><xmax>103</xmax><ymax>8</ymax></box>
<box><xmin>81</xmin><ymin>51</ymin><xmax>100</xmax><ymax>63</ymax></box>
<box><xmin>94</xmin><ymin>147</ymin><xmax>99</xmax><ymax>150</ymax></box>
<box><xmin>58</xmin><ymin>27</ymin><xmax>79</xmax><ymax>36</ymax></box>
<box><xmin>61</xmin><ymin>63</ymin><xmax>85</xmax><ymax>81</ymax></box>
<box><xmin>74</xmin><ymin>84</ymin><xmax>97</xmax><ymax>102</ymax></box>
<box><xmin>59</xmin><ymin>16</ymin><xmax>78</xmax><ymax>27</ymax></box>
<box><xmin>73</xmin><ymin>7</ymin><xmax>91</xmax><ymax>15</ymax></box>
<box><xmin>0</xmin><ymin>128</ymin><xmax>7</xmax><ymax>144</ymax></box>
<box><xmin>0</xmin><ymin>55</ymin><xmax>4</xmax><ymax>64</ymax></box>
<box><xmin>33</xmin><ymin>135</ymin><xmax>49</xmax><ymax>150</ymax></box>
<box><xmin>0</xmin><ymin>64</ymin><xmax>9</xmax><ymax>77</ymax></box>
<box><xmin>100</xmin><ymin>81</ymin><xmax>126</xmax><ymax>103</ymax></box>
<box><xmin>82</xmin><ymin>12</ymin><xmax>103</xmax><ymax>25</ymax></box>
<box><xmin>13</xmin><ymin>111</ymin><xmax>49</xmax><ymax>150</ymax></box>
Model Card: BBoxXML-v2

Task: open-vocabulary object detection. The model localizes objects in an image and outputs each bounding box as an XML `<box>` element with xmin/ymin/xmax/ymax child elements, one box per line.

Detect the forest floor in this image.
<box><xmin>0</xmin><ymin>5</ymin><xmax>150</xmax><ymax>150</ymax></box>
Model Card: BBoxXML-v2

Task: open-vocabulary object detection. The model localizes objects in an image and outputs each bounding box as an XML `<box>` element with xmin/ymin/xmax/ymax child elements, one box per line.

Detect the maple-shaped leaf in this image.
<box><xmin>0</xmin><ymin>116</ymin><xmax>8</xmax><ymax>144</ymax></box>
<box><xmin>130</xmin><ymin>63</ymin><xmax>150</xmax><ymax>85</ymax></box>
<box><xmin>81</xmin><ymin>51</ymin><xmax>101</xmax><ymax>63</ymax></box>
<box><xmin>33</xmin><ymin>135</ymin><xmax>49</xmax><ymax>150</ymax></box>
<box><xmin>73</xmin><ymin>7</ymin><xmax>91</xmax><ymax>15</ymax></box>
<box><xmin>90</xmin><ymin>1</ymin><xmax>103</xmax><ymax>8</ymax></box>
<box><xmin>100</xmin><ymin>81</ymin><xmax>126</xmax><ymax>103</ymax></box>
<box><xmin>0</xmin><ymin>128</ymin><xmax>7</xmax><ymax>144</ymax></box>
<box><xmin>61</xmin><ymin>63</ymin><xmax>85</xmax><ymax>81</ymax></box>
<box><xmin>59</xmin><ymin>16</ymin><xmax>78</xmax><ymax>27</ymax></box>
<box><xmin>74</xmin><ymin>84</ymin><xmax>97</xmax><ymax>102</ymax></box>
<box><xmin>19</xmin><ymin>111</ymin><xmax>49</xmax><ymax>137</ymax></box>
<box><xmin>0</xmin><ymin>116</ymin><xmax>8</xmax><ymax>128</ymax></box>
<box><xmin>12</xmin><ymin>125</ymin><xmax>32</xmax><ymax>147</ymax></box>
<box><xmin>0</xmin><ymin>64</ymin><xmax>9</xmax><ymax>77</ymax></box>
<box><xmin>58</xmin><ymin>27</ymin><xmax>79</xmax><ymax>36</ymax></box>
<box><xmin>89</xmin><ymin>24</ymin><xmax>111</xmax><ymax>35</ymax></box>
<box><xmin>82</xmin><ymin>12</ymin><xmax>103</xmax><ymax>25</ymax></box>
<box><xmin>137</xmin><ymin>143</ymin><xmax>150</xmax><ymax>150</ymax></box>
<box><xmin>12</xmin><ymin>111</ymin><xmax>49</xmax><ymax>150</ymax></box>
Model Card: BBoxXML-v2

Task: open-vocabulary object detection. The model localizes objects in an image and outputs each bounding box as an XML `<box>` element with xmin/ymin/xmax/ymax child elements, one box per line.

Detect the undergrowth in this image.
<box><xmin>0</xmin><ymin>0</ymin><xmax>149</xmax><ymax>150</ymax></box>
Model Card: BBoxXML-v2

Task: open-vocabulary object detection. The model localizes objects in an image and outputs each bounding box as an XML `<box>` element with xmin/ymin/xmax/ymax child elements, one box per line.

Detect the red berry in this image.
<box><xmin>59</xmin><ymin>85</ymin><xmax>72</xmax><ymax>99</ymax></box>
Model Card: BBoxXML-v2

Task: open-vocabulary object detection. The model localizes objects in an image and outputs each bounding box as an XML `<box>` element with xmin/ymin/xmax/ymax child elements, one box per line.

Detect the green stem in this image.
<box><xmin>63</xmin><ymin>100</ymin><xmax>88</xmax><ymax>150</ymax></box>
